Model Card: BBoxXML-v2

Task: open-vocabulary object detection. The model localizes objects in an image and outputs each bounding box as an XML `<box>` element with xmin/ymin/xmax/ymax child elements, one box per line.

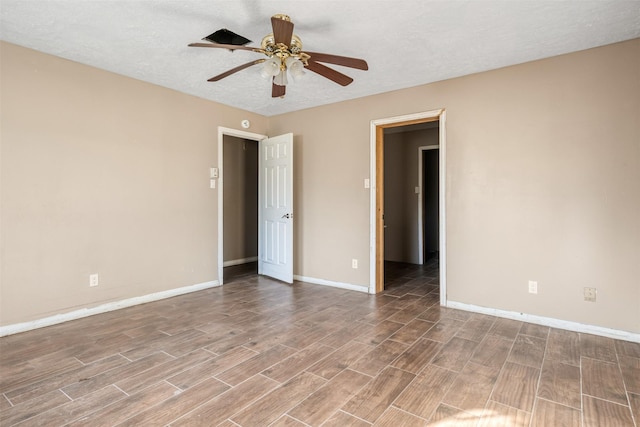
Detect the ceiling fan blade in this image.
<box><xmin>272</xmin><ymin>82</ymin><xmax>286</xmax><ymax>97</ymax></box>
<box><xmin>305</xmin><ymin>60</ymin><xmax>354</xmax><ymax>86</ymax></box>
<box><xmin>271</xmin><ymin>16</ymin><xmax>294</xmax><ymax>45</ymax></box>
<box><xmin>208</xmin><ymin>59</ymin><xmax>265</xmax><ymax>82</ymax></box>
<box><xmin>304</xmin><ymin>51</ymin><xmax>369</xmax><ymax>70</ymax></box>
<box><xmin>189</xmin><ymin>42</ymin><xmax>263</xmax><ymax>53</ymax></box>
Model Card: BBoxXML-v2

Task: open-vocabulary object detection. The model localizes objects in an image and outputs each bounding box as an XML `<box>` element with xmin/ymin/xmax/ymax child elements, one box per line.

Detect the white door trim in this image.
<box><xmin>417</xmin><ymin>145</ymin><xmax>440</xmax><ymax>265</ymax></box>
<box><xmin>217</xmin><ymin>126</ymin><xmax>267</xmax><ymax>285</ymax></box>
<box><xmin>369</xmin><ymin>109</ymin><xmax>448</xmax><ymax>307</ymax></box>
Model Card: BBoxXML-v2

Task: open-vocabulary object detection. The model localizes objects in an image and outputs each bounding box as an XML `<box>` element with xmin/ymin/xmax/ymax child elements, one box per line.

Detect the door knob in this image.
<box><xmin>282</xmin><ymin>213</ymin><xmax>293</xmax><ymax>219</ymax></box>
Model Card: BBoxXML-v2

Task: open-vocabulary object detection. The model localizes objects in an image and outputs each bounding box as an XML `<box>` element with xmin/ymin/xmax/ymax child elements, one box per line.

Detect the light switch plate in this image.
<box><xmin>584</xmin><ymin>287</ymin><xmax>597</xmax><ymax>302</ymax></box>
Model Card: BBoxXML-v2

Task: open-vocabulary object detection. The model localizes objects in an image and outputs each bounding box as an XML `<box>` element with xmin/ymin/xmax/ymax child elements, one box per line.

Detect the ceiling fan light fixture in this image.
<box><xmin>286</xmin><ymin>57</ymin><xmax>306</xmax><ymax>81</ymax></box>
<box><xmin>260</xmin><ymin>58</ymin><xmax>281</xmax><ymax>79</ymax></box>
<box><xmin>273</xmin><ymin>69</ymin><xmax>288</xmax><ymax>86</ymax></box>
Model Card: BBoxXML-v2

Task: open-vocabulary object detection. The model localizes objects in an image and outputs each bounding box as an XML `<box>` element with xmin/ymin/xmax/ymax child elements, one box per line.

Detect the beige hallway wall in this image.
<box><xmin>268</xmin><ymin>39</ymin><xmax>640</xmax><ymax>333</ymax></box>
<box><xmin>0</xmin><ymin>41</ymin><xmax>267</xmax><ymax>326</ymax></box>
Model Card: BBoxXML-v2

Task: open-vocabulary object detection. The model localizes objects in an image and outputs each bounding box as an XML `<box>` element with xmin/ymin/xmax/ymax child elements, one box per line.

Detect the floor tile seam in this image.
<box><xmin>615</xmin><ymin>348</ymin><xmax>640</xmax><ymax>398</ymax></box>
<box><xmin>483</xmin><ymin>334</ymin><xmax>519</xmax><ymax>409</ymax></box>
<box><xmin>535</xmin><ymin>395</ymin><xmax>582</xmax><ymax>412</ymax></box>
<box><xmin>371</xmin><ymin>368</ymin><xmax>422</xmax><ymax>421</ymax></box>
<box><xmin>2</xmin><ymin>393</ymin><xmax>14</xmax><ymax>408</ymax></box>
<box><xmin>433</xmin><ymin>400</ymin><xmax>478</xmax><ymax>419</ymax></box>
<box><xmin>582</xmin><ymin>392</ymin><xmax>634</xmax><ymax>408</ymax></box>
<box><xmin>483</xmin><ymin>399</ymin><xmax>533</xmax><ymax>417</ymax></box>
<box><xmin>434</xmin><ymin>354</ymin><xmax>482</xmax><ymax>408</ymax></box>
<box><xmin>228</xmin><ymin>378</ymin><xmax>326</xmax><ymax>427</ymax></box>
<box><xmin>6</xmin><ymin>386</ymin><xmax>78</xmax><ymax>426</ymax></box>
<box><xmin>582</xmin><ymin>392</ymin><xmax>639</xmax><ymax>427</ymax></box>
<box><xmin>262</xmin><ymin>361</ymin><xmax>323</xmax><ymax>385</ymax></box>
<box><xmin>61</xmin><ymin>353</ymin><xmax>149</xmax><ymax>397</ymax></box>
<box><xmin>42</xmin><ymin>384</ymin><xmax>129</xmax><ymax>425</ymax></box>
<box><xmin>545</xmin><ymin>353</ymin><xmax>580</xmax><ymax>367</ymax></box>
<box><xmin>397</xmin><ymin>361</ymin><xmax>460</xmax><ymax>418</ymax></box>
<box><xmin>580</xmin><ymin>354</ymin><xmax>620</xmax><ymax>366</ymax></box>
<box><xmin>615</xmin><ymin>349</ymin><xmax>640</xmax><ymax>416</ymax></box>
<box><xmin>116</xmin><ymin>353</ymin><xmax>217</xmax><ymax>394</ymax></box>
<box><xmin>273</xmin><ymin>413</ymin><xmax>312</xmax><ymax>426</ymax></box>
<box><xmin>532</xmin><ymin>337</ymin><xmax>550</xmax><ymax>415</ymax></box>
<box><xmin>63</xmin><ymin>384</ymin><xmax>138</xmax><ymax>425</ymax></box>
<box><xmin>579</xmin><ymin>350</ymin><xmax>588</xmax><ymax>427</ymax></box>
<box><xmin>211</xmin><ymin>374</ymin><xmax>237</xmax><ymax>388</ymax></box>
<box><xmin>219</xmin><ymin>347</ymin><xmax>312</xmax><ymax>386</ymax></box>
<box><xmin>580</xmin><ymin>353</ymin><xmax>630</xmax><ymax>405</ymax></box>
<box><xmin>516</xmin><ymin>329</ymin><xmax>551</xmax><ymax>341</ymax></box>
<box><xmin>615</xmin><ymin>340</ymin><xmax>640</xmax><ymax>358</ymax></box>
<box><xmin>385</xmin><ymin>404</ymin><xmax>431</xmax><ymax>423</ymax></box>
<box><xmin>72</xmin><ymin>356</ymin><xmax>89</xmax><ymax>367</ymax></box>
<box><xmin>0</xmin><ymin>366</ymin><xmax>87</xmax><ymax>400</ymax></box>
<box><xmin>288</xmin><ymin>370</ymin><xmax>372</xmax><ymax>425</ymax></box>
<box><xmin>336</xmin><ymin>406</ymin><xmax>375</xmax><ymax>426</ymax></box>
<box><xmin>111</xmin><ymin>383</ymin><xmax>130</xmax><ymax>398</ymax></box>
<box><xmin>0</xmin><ymin>389</ymin><xmax>74</xmax><ymax>424</ymax></box>
<box><xmin>390</xmin><ymin>360</ymin><xmax>431</xmax><ymax>378</ymax></box>
<box><xmin>169</xmin><ymin>373</ymin><xmax>279</xmax><ymax>427</ymax></box>
<box><xmin>412</xmin><ymin>346</ymin><xmax>457</xmax><ymax>377</ymax></box>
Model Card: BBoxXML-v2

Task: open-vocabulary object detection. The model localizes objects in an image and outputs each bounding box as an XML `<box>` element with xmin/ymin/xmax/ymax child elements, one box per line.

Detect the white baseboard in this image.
<box><xmin>223</xmin><ymin>257</ymin><xmax>258</xmax><ymax>267</ymax></box>
<box><xmin>294</xmin><ymin>275</ymin><xmax>369</xmax><ymax>293</ymax></box>
<box><xmin>447</xmin><ymin>300</ymin><xmax>640</xmax><ymax>343</ymax></box>
<box><xmin>0</xmin><ymin>280</ymin><xmax>220</xmax><ymax>337</ymax></box>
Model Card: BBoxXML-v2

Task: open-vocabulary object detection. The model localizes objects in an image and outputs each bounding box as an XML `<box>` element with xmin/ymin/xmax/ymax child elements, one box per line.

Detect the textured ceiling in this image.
<box><xmin>1</xmin><ymin>1</ymin><xmax>639</xmax><ymax>116</ymax></box>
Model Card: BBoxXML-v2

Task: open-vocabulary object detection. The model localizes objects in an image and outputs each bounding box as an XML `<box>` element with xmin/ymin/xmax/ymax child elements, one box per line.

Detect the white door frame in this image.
<box><xmin>217</xmin><ymin>126</ymin><xmax>267</xmax><ymax>285</ymax></box>
<box><xmin>417</xmin><ymin>145</ymin><xmax>439</xmax><ymax>264</ymax></box>
<box><xmin>369</xmin><ymin>109</ymin><xmax>447</xmax><ymax>306</ymax></box>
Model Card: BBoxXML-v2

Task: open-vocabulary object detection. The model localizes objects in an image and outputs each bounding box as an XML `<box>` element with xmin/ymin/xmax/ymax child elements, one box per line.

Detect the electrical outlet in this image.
<box><xmin>352</xmin><ymin>259</ymin><xmax>358</xmax><ymax>269</ymax></box>
<box><xmin>584</xmin><ymin>287</ymin><xmax>597</xmax><ymax>302</ymax></box>
<box><xmin>528</xmin><ymin>280</ymin><xmax>538</xmax><ymax>294</ymax></box>
<box><xmin>89</xmin><ymin>273</ymin><xmax>99</xmax><ymax>287</ymax></box>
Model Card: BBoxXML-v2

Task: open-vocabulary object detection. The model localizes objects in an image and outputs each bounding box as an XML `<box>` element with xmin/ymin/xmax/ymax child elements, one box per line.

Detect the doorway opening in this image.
<box><xmin>369</xmin><ymin>110</ymin><xmax>447</xmax><ymax>306</ymax></box>
<box><xmin>222</xmin><ymin>135</ymin><xmax>259</xmax><ymax>283</ymax></box>
<box><xmin>419</xmin><ymin>145</ymin><xmax>440</xmax><ymax>264</ymax></box>
<box><xmin>217</xmin><ymin>127</ymin><xmax>266</xmax><ymax>285</ymax></box>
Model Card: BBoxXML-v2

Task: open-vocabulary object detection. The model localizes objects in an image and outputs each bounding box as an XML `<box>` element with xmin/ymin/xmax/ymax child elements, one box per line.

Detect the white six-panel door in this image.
<box><xmin>258</xmin><ymin>133</ymin><xmax>293</xmax><ymax>283</ymax></box>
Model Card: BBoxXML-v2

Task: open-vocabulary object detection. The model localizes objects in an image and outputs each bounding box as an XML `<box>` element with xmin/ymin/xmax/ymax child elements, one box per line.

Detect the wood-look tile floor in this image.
<box><xmin>1</xmin><ymin>260</ymin><xmax>639</xmax><ymax>426</ymax></box>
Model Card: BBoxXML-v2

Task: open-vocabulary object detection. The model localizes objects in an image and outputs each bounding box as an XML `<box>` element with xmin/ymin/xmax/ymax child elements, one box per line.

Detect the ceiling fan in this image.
<box><xmin>188</xmin><ymin>14</ymin><xmax>369</xmax><ymax>98</ymax></box>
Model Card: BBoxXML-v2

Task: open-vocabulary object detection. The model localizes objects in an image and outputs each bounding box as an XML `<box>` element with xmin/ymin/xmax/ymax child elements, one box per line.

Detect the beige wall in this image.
<box><xmin>0</xmin><ymin>41</ymin><xmax>267</xmax><ymax>325</ymax></box>
<box><xmin>2</xmin><ymin>39</ymin><xmax>638</xmax><ymax>335</ymax></box>
<box><xmin>269</xmin><ymin>39</ymin><xmax>640</xmax><ymax>333</ymax></box>
<box><xmin>223</xmin><ymin>136</ymin><xmax>258</xmax><ymax>263</ymax></box>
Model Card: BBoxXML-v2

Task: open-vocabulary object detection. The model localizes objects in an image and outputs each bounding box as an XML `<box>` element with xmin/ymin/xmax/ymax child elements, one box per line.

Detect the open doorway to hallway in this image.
<box><xmin>222</xmin><ymin>135</ymin><xmax>258</xmax><ymax>283</ymax></box>
<box><xmin>370</xmin><ymin>109</ymin><xmax>447</xmax><ymax>304</ymax></box>
<box><xmin>383</xmin><ymin>122</ymin><xmax>439</xmax><ymax>264</ymax></box>
<box><xmin>383</xmin><ymin>121</ymin><xmax>440</xmax><ymax>287</ymax></box>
